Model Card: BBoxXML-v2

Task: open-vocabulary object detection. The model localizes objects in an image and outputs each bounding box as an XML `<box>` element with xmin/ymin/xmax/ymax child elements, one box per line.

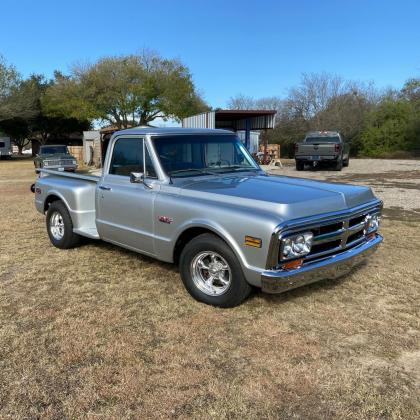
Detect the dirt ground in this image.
<box><xmin>0</xmin><ymin>158</ymin><xmax>419</xmax><ymax>419</ymax></box>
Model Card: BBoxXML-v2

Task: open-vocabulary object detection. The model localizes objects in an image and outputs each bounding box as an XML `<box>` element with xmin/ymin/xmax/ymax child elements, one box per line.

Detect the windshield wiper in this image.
<box><xmin>217</xmin><ymin>165</ymin><xmax>259</xmax><ymax>173</ymax></box>
<box><xmin>169</xmin><ymin>168</ymin><xmax>219</xmax><ymax>177</ymax></box>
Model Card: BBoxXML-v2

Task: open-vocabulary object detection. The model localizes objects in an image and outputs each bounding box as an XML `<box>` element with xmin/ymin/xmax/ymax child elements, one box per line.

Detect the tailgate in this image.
<box><xmin>296</xmin><ymin>143</ymin><xmax>337</xmax><ymax>157</ymax></box>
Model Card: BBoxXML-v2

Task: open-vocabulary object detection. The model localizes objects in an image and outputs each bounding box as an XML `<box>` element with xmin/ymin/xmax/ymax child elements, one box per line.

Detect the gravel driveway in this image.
<box><xmin>265</xmin><ymin>159</ymin><xmax>420</xmax><ymax>220</ymax></box>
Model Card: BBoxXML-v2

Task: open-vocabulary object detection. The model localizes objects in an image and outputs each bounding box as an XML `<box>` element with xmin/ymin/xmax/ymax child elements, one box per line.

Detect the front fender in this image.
<box><xmin>173</xmin><ymin>219</ymin><xmax>248</xmax><ymax>269</ymax></box>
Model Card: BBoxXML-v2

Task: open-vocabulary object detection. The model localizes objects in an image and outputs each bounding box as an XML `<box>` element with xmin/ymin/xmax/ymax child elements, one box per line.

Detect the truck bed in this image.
<box><xmin>39</xmin><ymin>168</ymin><xmax>101</xmax><ymax>182</ymax></box>
<box><xmin>36</xmin><ymin>169</ymin><xmax>100</xmax><ymax>239</ymax></box>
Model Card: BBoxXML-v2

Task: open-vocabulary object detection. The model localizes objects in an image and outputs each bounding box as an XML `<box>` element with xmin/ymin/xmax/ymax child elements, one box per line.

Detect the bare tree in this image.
<box><xmin>287</xmin><ymin>73</ymin><xmax>346</xmax><ymax>126</ymax></box>
<box><xmin>227</xmin><ymin>94</ymin><xmax>256</xmax><ymax>109</ymax></box>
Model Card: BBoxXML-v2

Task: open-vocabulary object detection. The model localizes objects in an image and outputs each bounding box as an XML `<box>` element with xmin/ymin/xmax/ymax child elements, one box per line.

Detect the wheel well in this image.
<box><xmin>173</xmin><ymin>227</ymin><xmax>225</xmax><ymax>265</ymax></box>
<box><xmin>44</xmin><ymin>194</ymin><xmax>62</xmax><ymax>213</ymax></box>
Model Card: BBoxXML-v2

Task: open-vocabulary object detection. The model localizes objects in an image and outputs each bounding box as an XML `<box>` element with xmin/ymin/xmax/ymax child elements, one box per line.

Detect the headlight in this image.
<box><xmin>281</xmin><ymin>232</ymin><xmax>313</xmax><ymax>260</ymax></box>
<box><xmin>72</xmin><ymin>160</ymin><xmax>77</xmax><ymax>165</ymax></box>
<box><xmin>43</xmin><ymin>161</ymin><xmax>49</xmax><ymax>167</ymax></box>
<box><xmin>365</xmin><ymin>214</ymin><xmax>380</xmax><ymax>234</ymax></box>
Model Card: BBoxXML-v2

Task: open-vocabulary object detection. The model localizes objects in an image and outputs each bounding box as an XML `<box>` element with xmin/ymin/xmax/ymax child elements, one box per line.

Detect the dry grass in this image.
<box><xmin>0</xmin><ymin>159</ymin><xmax>419</xmax><ymax>419</ymax></box>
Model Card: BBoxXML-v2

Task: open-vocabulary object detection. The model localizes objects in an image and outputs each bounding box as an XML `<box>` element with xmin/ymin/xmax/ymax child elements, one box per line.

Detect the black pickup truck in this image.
<box><xmin>295</xmin><ymin>131</ymin><xmax>350</xmax><ymax>171</ymax></box>
<box><xmin>34</xmin><ymin>145</ymin><xmax>78</xmax><ymax>173</ymax></box>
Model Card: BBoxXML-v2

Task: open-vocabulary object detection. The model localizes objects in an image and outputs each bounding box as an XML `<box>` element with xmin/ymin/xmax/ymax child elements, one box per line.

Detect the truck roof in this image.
<box><xmin>112</xmin><ymin>127</ymin><xmax>235</xmax><ymax>137</ymax></box>
<box><xmin>305</xmin><ymin>131</ymin><xmax>340</xmax><ymax>137</ymax></box>
<box><xmin>40</xmin><ymin>144</ymin><xmax>67</xmax><ymax>148</ymax></box>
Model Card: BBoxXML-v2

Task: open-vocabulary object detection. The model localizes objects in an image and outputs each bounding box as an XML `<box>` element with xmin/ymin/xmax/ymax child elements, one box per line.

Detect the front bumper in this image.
<box><xmin>38</xmin><ymin>165</ymin><xmax>77</xmax><ymax>172</ymax></box>
<box><xmin>261</xmin><ymin>234</ymin><xmax>382</xmax><ymax>293</ymax></box>
<box><xmin>296</xmin><ymin>155</ymin><xmax>339</xmax><ymax>161</ymax></box>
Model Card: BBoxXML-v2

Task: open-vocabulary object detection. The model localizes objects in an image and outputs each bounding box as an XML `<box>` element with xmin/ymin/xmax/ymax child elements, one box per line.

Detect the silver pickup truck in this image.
<box><xmin>34</xmin><ymin>127</ymin><xmax>382</xmax><ymax>307</ymax></box>
<box><xmin>295</xmin><ymin>131</ymin><xmax>350</xmax><ymax>171</ymax></box>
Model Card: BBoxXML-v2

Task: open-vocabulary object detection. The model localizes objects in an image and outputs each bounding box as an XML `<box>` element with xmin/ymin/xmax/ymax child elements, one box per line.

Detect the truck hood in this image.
<box><xmin>179</xmin><ymin>173</ymin><xmax>376</xmax><ymax>219</ymax></box>
<box><xmin>38</xmin><ymin>154</ymin><xmax>75</xmax><ymax>160</ymax></box>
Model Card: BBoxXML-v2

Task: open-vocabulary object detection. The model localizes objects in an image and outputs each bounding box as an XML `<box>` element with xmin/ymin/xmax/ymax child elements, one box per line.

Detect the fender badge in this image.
<box><xmin>158</xmin><ymin>216</ymin><xmax>173</xmax><ymax>224</ymax></box>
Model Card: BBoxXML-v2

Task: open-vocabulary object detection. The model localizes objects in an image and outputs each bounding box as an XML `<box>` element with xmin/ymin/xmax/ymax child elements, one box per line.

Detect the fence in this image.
<box><xmin>67</xmin><ymin>146</ymin><xmax>83</xmax><ymax>163</ymax></box>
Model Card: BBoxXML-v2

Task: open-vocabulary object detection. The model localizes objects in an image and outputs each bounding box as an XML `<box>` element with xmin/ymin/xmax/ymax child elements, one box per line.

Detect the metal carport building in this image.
<box><xmin>182</xmin><ymin>109</ymin><xmax>277</xmax><ymax>152</ymax></box>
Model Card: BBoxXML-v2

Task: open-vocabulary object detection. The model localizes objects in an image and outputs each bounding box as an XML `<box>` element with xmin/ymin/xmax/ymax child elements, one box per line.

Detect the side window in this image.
<box><xmin>109</xmin><ymin>138</ymin><xmax>144</xmax><ymax>176</ymax></box>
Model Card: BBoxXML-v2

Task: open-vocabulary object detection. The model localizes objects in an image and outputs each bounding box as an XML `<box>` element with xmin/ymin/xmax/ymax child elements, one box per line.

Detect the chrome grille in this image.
<box><xmin>305</xmin><ymin>213</ymin><xmax>372</xmax><ymax>261</ymax></box>
<box><xmin>44</xmin><ymin>159</ymin><xmax>74</xmax><ymax>167</ymax></box>
<box><xmin>271</xmin><ymin>203</ymin><xmax>382</xmax><ymax>268</ymax></box>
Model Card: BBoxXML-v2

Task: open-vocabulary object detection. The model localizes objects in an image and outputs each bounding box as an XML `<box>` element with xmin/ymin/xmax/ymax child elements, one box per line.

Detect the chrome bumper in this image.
<box><xmin>44</xmin><ymin>165</ymin><xmax>77</xmax><ymax>170</ymax></box>
<box><xmin>261</xmin><ymin>234</ymin><xmax>382</xmax><ymax>294</ymax></box>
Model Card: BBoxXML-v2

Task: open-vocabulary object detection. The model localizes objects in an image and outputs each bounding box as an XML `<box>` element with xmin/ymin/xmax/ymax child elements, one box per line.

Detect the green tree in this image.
<box><xmin>0</xmin><ymin>72</ymin><xmax>90</xmax><ymax>153</ymax></box>
<box><xmin>401</xmin><ymin>78</ymin><xmax>420</xmax><ymax>104</ymax></box>
<box><xmin>44</xmin><ymin>52</ymin><xmax>208</xmax><ymax>128</ymax></box>
<box><xmin>32</xmin><ymin>115</ymin><xmax>90</xmax><ymax>145</ymax></box>
<box><xmin>0</xmin><ymin>56</ymin><xmax>19</xmax><ymax>100</ymax></box>
<box><xmin>0</xmin><ymin>70</ymin><xmax>41</xmax><ymax>154</ymax></box>
<box><xmin>360</xmin><ymin>98</ymin><xmax>416</xmax><ymax>156</ymax></box>
<box><xmin>0</xmin><ymin>118</ymin><xmax>30</xmax><ymax>154</ymax></box>
<box><xmin>0</xmin><ymin>56</ymin><xmax>28</xmax><ymax>122</ymax></box>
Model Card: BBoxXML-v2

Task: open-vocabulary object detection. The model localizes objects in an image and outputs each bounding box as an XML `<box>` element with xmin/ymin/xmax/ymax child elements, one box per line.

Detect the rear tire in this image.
<box><xmin>179</xmin><ymin>233</ymin><xmax>252</xmax><ymax>307</ymax></box>
<box><xmin>333</xmin><ymin>159</ymin><xmax>343</xmax><ymax>171</ymax></box>
<box><xmin>296</xmin><ymin>161</ymin><xmax>304</xmax><ymax>171</ymax></box>
<box><xmin>46</xmin><ymin>201</ymin><xmax>81</xmax><ymax>249</ymax></box>
<box><xmin>343</xmin><ymin>157</ymin><xmax>349</xmax><ymax>167</ymax></box>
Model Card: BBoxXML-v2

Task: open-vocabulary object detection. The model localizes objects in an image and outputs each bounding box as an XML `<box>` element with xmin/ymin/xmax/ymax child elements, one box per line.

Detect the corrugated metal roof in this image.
<box><xmin>182</xmin><ymin>111</ymin><xmax>216</xmax><ymax>129</ymax></box>
<box><xmin>112</xmin><ymin>127</ymin><xmax>232</xmax><ymax>137</ymax></box>
<box><xmin>182</xmin><ymin>109</ymin><xmax>276</xmax><ymax>131</ymax></box>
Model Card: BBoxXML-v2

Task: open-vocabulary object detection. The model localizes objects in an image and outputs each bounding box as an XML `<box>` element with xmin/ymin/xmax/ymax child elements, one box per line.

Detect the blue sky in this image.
<box><xmin>1</xmin><ymin>0</ymin><xmax>419</xmax><ymax>108</ymax></box>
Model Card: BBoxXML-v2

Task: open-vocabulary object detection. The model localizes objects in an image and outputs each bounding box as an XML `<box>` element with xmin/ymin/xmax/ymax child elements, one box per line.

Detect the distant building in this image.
<box><xmin>82</xmin><ymin>130</ymin><xmax>101</xmax><ymax>166</ymax></box>
<box><xmin>182</xmin><ymin>109</ymin><xmax>277</xmax><ymax>153</ymax></box>
<box><xmin>236</xmin><ymin>130</ymin><xmax>261</xmax><ymax>154</ymax></box>
<box><xmin>83</xmin><ymin>125</ymin><xmax>140</xmax><ymax>167</ymax></box>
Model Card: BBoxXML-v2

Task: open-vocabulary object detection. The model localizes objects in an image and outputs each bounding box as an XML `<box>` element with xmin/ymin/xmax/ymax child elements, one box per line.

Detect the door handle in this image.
<box><xmin>99</xmin><ymin>185</ymin><xmax>112</xmax><ymax>191</ymax></box>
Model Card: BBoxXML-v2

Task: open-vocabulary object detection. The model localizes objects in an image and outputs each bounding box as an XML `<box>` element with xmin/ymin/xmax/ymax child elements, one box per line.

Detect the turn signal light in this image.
<box><xmin>367</xmin><ymin>232</ymin><xmax>376</xmax><ymax>241</ymax></box>
<box><xmin>245</xmin><ymin>236</ymin><xmax>262</xmax><ymax>248</ymax></box>
<box><xmin>281</xmin><ymin>259</ymin><xmax>303</xmax><ymax>270</ymax></box>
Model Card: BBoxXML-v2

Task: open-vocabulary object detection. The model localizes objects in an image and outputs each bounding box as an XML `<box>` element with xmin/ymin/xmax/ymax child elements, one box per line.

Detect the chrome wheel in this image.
<box><xmin>190</xmin><ymin>251</ymin><xmax>231</xmax><ymax>296</ymax></box>
<box><xmin>50</xmin><ymin>211</ymin><xmax>65</xmax><ymax>240</ymax></box>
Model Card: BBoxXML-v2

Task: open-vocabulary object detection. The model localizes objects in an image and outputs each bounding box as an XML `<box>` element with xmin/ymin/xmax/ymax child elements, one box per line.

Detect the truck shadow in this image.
<box><xmin>255</xmin><ymin>261</ymin><xmax>369</xmax><ymax>305</ymax></box>
<box><xmin>77</xmin><ymin>238</ymin><xmax>368</xmax><ymax>307</ymax></box>
<box><xmin>298</xmin><ymin>164</ymin><xmax>341</xmax><ymax>172</ymax></box>
<box><xmin>81</xmin><ymin>237</ymin><xmax>178</xmax><ymax>271</ymax></box>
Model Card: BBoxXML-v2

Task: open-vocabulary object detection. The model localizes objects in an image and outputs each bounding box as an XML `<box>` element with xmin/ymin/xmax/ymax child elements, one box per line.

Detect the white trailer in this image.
<box><xmin>0</xmin><ymin>137</ymin><xmax>12</xmax><ymax>159</ymax></box>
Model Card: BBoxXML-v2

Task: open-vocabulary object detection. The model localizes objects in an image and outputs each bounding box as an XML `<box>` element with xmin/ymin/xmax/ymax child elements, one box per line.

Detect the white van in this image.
<box><xmin>0</xmin><ymin>137</ymin><xmax>12</xmax><ymax>159</ymax></box>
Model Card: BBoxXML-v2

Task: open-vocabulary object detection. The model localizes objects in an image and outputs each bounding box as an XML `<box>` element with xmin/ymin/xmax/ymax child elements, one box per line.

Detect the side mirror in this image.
<box><xmin>130</xmin><ymin>172</ymin><xmax>144</xmax><ymax>183</ymax></box>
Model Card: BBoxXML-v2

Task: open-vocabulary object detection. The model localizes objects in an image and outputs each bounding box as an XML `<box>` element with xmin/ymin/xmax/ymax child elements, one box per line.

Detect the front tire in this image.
<box><xmin>46</xmin><ymin>201</ymin><xmax>81</xmax><ymax>249</ymax></box>
<box><xmin>179</xmin><ymin>233</ymin><xmax>252</xmax><ymax>307</ymax></box>
<box><xmin>296</xmin><ymin>160</ymin><xmax>304</xmax><ymax>171</ymax></box>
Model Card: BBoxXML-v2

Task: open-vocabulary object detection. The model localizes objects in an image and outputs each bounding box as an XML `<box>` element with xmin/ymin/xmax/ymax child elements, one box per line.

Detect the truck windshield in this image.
<box><xmin>40</xmin><ymin>146</ymin><xmax>68</xmax><ymax>154</ymax></box>
<box><xmin>153</xmin><ymin>135</ymin><xmax>259</xmax><ymax>177</ymax></box>
<box><xmin>305</xmin><ymin>136</ymin><xmax>340</xmax><ymax>143</ymax></box>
